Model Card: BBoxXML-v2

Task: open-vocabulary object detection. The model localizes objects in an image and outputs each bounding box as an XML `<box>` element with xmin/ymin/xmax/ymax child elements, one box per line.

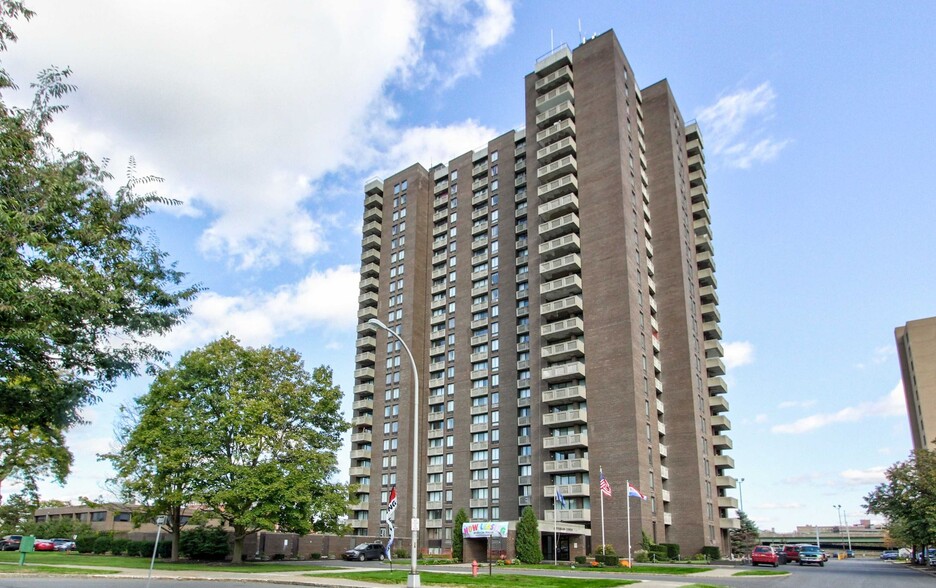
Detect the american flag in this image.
<box><xmin>599</xmin><ymin>470</ymin><xmax>612</xmax><ymax>497</ymax></box>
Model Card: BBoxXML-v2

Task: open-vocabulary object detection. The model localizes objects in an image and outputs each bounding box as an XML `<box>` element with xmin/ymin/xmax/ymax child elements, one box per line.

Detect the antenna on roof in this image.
<box><xmin>550</xmin><ymin>28</ymin><xmax>554</xmax><ymax>51</ymax></box>
<box><xmin>578</xmin><ymin>18</ymin><xmax>584</xmax><ymax>45</ymax></box>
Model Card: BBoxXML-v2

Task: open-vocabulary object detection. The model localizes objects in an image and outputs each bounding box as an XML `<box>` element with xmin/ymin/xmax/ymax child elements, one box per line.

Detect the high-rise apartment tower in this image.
<box><xmin>896</xmin><ymin>316</ymin><xmax>936</xmax><ymax>451</ymax></box>
<box><xmin>349</xmin><ymin>29</ymin><xmax>737</xmax><ymax>557</ymax></box>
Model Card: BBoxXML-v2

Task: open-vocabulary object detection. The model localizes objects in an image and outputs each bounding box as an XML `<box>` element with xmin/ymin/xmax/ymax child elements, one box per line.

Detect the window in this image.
<box><xmin>91</xmin><ymin>511</ymin><xmax>107</xmax><ymax>522</ymax></box>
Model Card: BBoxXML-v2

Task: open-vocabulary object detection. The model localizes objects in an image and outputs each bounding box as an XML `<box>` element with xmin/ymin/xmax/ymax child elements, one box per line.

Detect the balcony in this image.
<box><xmin>660</xmin><ymin>465</ymin><xmax>669</xmax><ymax>479</ymax></box>
<box><xmin>433</xmin><ymin>179</ymin><xmax>448</xmax><ymax>195</ymax></box>
<box><xmin>349</xmin><ymin>465</ymin><xmax>370</xmax><ymax>477</ymax></box>
<box><xmin>363</xmin><ymin>191</ymin><xmax>383</xmax><ymax>209</ymax></box>
<box><xmin>711</xmin><ymin>414</ymin><xmax>731</xmax><ymax>433</ymax></box>
<box><xmin>541</xmin><ymin>316</ymin><xmax>584</xmax><ymax>341</ymax></box>
<box><xmin>350</xmin><ymin>414</ymin><xmax>373</xmax><ymax>427</ymax></box>
<box><xmin>362</xmin><ymin>220</ymin><xmax>382</xmax><ymax>237</ymax></box>
<box><xmin>543</xmin><ymin>408</ymin><xmax>587</xmax><ymax>426</ymax></box>
<box><xmin>538</xmin><ymin>212</ymin><xmax>579</xmax><ymax>241</ymax></box>
<box><xmin>539</xmin><ymin>233</ymin><xmax>581</xmax><ymax>261</ymax></box>
<box><xmin>536</xmin><ymin>136</ymin><xmax>577</xmax><ymax>164</ymax></box>
<box><xmin>541</xmin><ymin>339</ymin><xmax>585</xmax><ymax>362</ymax></box>
<box><xmin>534</xmin><ymin>64</ymin><xmax>573</xmax><ymax>93</ymax></box>
<box><xmin>539</xmin><ymin>252</ymin><xmax>581</xmax><ymax>281</ymax></box>
<box><xmin>352</xmin><ymin>399</ymin><xmax>374</xmax><ymax>414</ymax></box>
<box><xmin>538</xmin><ymin>193</ymin><xmax>579</xmax><ymax>223</ymax></box>
<box><xmin>472</xmin><ymin>161</ymin><xmax>488</xmax><ymax>177</ymax></box>
<box><xmin>709</xmin><ymin>376</ymin><xmax>727</xmax><ymax>394</ymax></box>
<box><xmin>537</xmin><ymin>154</ymin><xmax>577</xmax><ymax>183</ymax></box>
<box><xmin>361</xmin><ymin>248</ymin><xmax>379</xmax><ymax>265</ymax></box>
<box><xmin>542</xmin><ymin>385</ymin><xmax>586</xmax><ymax>405</ymax></box>
<box><xmin>543</xmin><ymin>432</ymin><xmax>588</xmax><ymax>450</ymax></box>
<box><xmin>353</xmin><ymin>367</ymin><xmax>374</xmax><ymax>381</ymax></box>
<box><xmin>540</xmin><ymin>274</ymin><xmax>583</xmax><ymax>301</ymax></box>
<box><xmin>535</xmin><ymin>100</ymin><xmax>575</xmax><ymax>128</ymax></box>
<box><xmin>349</xmin><ymin>449</ymin><xmax>371</xmax><ymax>461</ymax></box>
<box><xmin>543</xmin><ymin>457</ymin><xmax>589</xmax><ymax>473</ymax></box>
<box><xmin>712</xmin><ymin>434</ymin><xmax>733</xmax><ymax>450</ymax></box>
<box><xmin>350</xmin><ymin>431</ymin><xmax>372</xmax><ymax>444</ymax></box>
<box><xmin>718</xmin><ymin>496</ymin><xmax>739</xmax><ymax>510</ymax></box>
<box><xmin>544</xmin><ymin>484</ymin><xmax>589</xmax><ymax>498</ymax></box>
<box><xmin>540</xmin><ymin>294</ymin><xmax>583</xmax><ymax>321</ymax></box>
<box><xmin>471</xmin><ymin>176</ymin><xmax>489</xmax><ymax>192</ymax></box>
<box><xmin>720</xmin><ymin>517</ymin><xmax>741</xmax><ymax>530</ymax></box>
<box><xmin>358</xmin><ymin>291</ymin><xmax>378</xmax><ymax>307</ymax></box>
<box><xmin>353</xmin><ymin>349</ymin><xmax>375</xmax><ymax>365</ymax></box>
<box><xmin>357</xmin><ymin>306</ymin><xmax>377</xmax><ymax>321</ymax></box>
<box><xmin>353</xmin><ymin>382</ymin><xmax>374</xmax><ymax>395</ymax></box>
<box><xmin>361</xmin><ymin>234</ymin><xmax>381</xmax><ymax>251</ymax></box>
<box><xmin>536</xmin><ymin>118</ymin><xmax>576</xmax><ymax>147</ymax></box>
<box><xmin>361</xmin><ymin>262</ymin><xmax>379</xmax><ymax>278</ymax></box>
<box><xmin>544</xmin><ymin>508</ymin><xmax>591</xmax><ymax>523</ymax></box>
<box><xmin>542</xmin><ymin>361</ymin><xmax>585</xmax><ymax>383</ymax></box>
<box><xmin>709</xmin><ymin>394</ymin><xmax>729</xmax><ymax>413</ymax></box>
<box><xmin>538</xmin><ymin>173</ymin><xmax>578</xmax><ymax>202</ymax></box>
<box><xmin>363</xmin><ymin>206</ymin><xmax>382</xmax><ymax>224</ymax></box>
<box><xmin>716</xmin><ymin>475</ymin><xmax>737</xmax><ymax>489</ymax></box>
<box><xmin>715</xmin><ymin>454</ymin><xmax>735</xmax><ymax>470</ymax></box>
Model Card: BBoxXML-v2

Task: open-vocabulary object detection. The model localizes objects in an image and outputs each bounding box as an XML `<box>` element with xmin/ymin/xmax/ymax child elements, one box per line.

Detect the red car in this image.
<box><xmin>751</xmin><ymin>545</ymin><xmax>779</xmax><ymax>567</ymax></box>
<box><xmin>33</xmin><ymin>539</ymin><xmax>55</xmax><ymax>551</ymax></box>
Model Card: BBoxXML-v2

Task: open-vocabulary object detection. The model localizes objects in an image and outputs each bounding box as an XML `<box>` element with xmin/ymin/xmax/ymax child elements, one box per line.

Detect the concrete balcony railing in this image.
<box><xmin>536</xmin><ymin>118</ymin><xmax>576</xmax><ymax>147</ymax></box>
<box><xmin>542</xmin><ymin>385</ymin><xmax>586</xmax><ymax>405</ymax></box>
<box><xmin>541</xmin><ymin>339</ymin><xmax>585</xmax><ymax>362</ymax></box>
<box><xmin>538</xmin><ymin>173</ymin><xmax>578</xmax><ymax>202</ymax></box>
<box><xmin>544</xmin><ymin>483</ymin><xmax>589</xmax><ymax>498</ymax></box>
<box><xmin>543</xmin><ymin>408</ymin><xmax>587</xmax><ymax>426</ymax></box>
<box><xmin>541</xmin><ymin>316</ymin><xmax>584</xmax><ymax>341</ymax></box>
<box><xmin>538</xmin><ymin>212</ymin><xmax>580</xmax><ymax>242</ymax></box>
<box><xmin>539</xmin><ymin>252</ymin><xmax>581</xmax><ymax>281</ymax></box>
<box><xmin>537</xmin><ymin>154</ymin><xmax>578</xmax><ymax>184</ymax></box>
<box><xmin>540</xmin><ymin>273</ymin><xmax>582</xmax><ymax>301</ymax></box>
<box><xmin>535</xmin><ymin>100</ymin><xmax>575</xmax><ymax>128</ymax></box>
<box><xmin>544</xmin><ymin>508</ymin><xmax>591</xmax><ymax>523</ymax></box>
<box><xmin>539</xmin><ymin>232</ymin><xmax>580</xmax><ymax>261</ymax></box>
<box><xmin>534</xmin><ymin>64</ymin><xmax>573</xmax><ymax>93</ymax></box>
<box><xmin>540</xmin><ymin>294</ymin><xmax>583</xmax><ymax>321</ymax></box>
<box><xmin>536</xmin><ymin>136</ymin><xmax>577</xmax><ymax>165</ymax></box>
<box><xmin>543</xmin><ymin>457</ymin><xmax>589</xmax><ymax>473</ymax></box>
<box><xmin>710</xmin><ymin>394</ymin><xmax>729</xmax><ymax>413</ymax></box>
<box><xmin>543</xmin><ymin>432</ymin><xmax>588</xmax><ymax>450</ymax></box>
<box><xmin>538</xmin><ymin>193</ymin><xmax>579</xmax><ymax>223</ymax></box>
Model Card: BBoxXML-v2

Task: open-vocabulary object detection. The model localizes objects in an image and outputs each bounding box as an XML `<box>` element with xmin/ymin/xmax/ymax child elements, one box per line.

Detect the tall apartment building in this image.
<box><xmin>349</xmin><ymin>29</ymin><xmax>736</xmax><ymax>557</ymax></box>
<box><xmin>896</xmin><ymin>316</ymin><xmax>936</xmax><ymax>450</ymax></box>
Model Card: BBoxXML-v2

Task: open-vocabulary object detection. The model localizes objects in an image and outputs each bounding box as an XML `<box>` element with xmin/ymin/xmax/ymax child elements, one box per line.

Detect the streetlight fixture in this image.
<box><xmin>368</xmin><ymin>318</ymin><xmax>421</xmax><ymax>588</ymax></box>
<box><xmin>737</xmin><ymin>478</ymin><xmax>745</xmax><ymax>514</ymax></box>
<box><xmin>842</xmin><ymin>507</ymin><xmax>853</xmax><ymax>553</ymax></box>
<box><xmin>834</xmin><ymin>505</ymin><xmax>844</xmax><ymax>551</ymax></box>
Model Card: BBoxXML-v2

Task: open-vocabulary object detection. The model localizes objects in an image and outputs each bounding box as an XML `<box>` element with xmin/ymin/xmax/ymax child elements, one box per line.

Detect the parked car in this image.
<box><xmin>880</xmin><ymin>550</ymin><xmax>899</xmax><ymax>560</ymax></box>
<box><xmin>33</xmin><ymin>539</ymin><xmax>55</xmax><ymax>551</ymax></box>
<box><xmin>342</xmin><ymin>542</ymin><xmax>385</xmax><ymax>562</ymax></box>
<box><xmin>0</xmin><ymin>535</ymin><xmax>22</xmax><ymax>551</ymax></box>
<box><xmin>750</xmin><ymin>545</ymin><xmax>779</xmax><ymax>567</ymax></box>
<box><xmin>51</xmin><ymin>538</ymin><xmax>76</xmax><ymax>551</ymax></box>
<box><xmin>783</xmin><ymin>544</ymin><xmax>801</xmax><ymax>563</ymax></box>
<box><xmin>799</xmin><ymin>545</ymin><xmax>825</xmax><ymax>567</ymax></box>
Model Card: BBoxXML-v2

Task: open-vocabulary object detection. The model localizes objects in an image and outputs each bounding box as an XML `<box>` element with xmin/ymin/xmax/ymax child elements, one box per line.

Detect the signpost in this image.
<box><xmin>146</xmin><ymin>515</ymin><xmax>168</xmax><ymax>588</ymax></box>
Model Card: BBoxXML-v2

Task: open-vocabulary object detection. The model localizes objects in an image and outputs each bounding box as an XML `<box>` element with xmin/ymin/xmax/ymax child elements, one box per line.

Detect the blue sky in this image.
<box><xmin>5</xmin><ymin>0</ymin><xmax>935</xmax><ymax>534</ymax></box>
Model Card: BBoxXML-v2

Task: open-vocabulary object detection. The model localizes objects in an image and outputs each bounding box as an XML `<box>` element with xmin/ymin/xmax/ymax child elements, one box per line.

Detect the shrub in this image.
<box><xmin>271</xmin><ymin>553</ymin><xmax>285</xmax><ymax>561</ymax></box>
<box><xmin>660</xmin><ymin>543</ymin><xmax>680</xmax><ymax>559</ymax></box>
<box><xmin>111</xmin><ymin>538</ymin><xmax>129</xmax><ymax>556</ymax></box>
<box><xmin>125</xmin><ymin>540</ymin><xmax>143</xmax><ymax>557</ymax></box>
<box><xmin>575</xmin><ymin>555</ymin><xmax>587</xmax><ymax>565</ymax></box>
<box><xmin>634</xmin><ymin>550</ymin><xmax>650</xmax><ymax>563</ymax></box>
<box><xmin>310</xmin><ymin>553</ymin><xmax>321</xmax><ymax>559</ymax></box>
<box><xmin>93</xmin><ymin>535</ymin><xmax>113</xmax><ymax>554</ymax></box>
<box><xmin>649</xmin><ymin>545</ymin><xmax>669</xmax><ymax>561</ymax></box>
<box><xmin>180</xmin><ymin>527</ymin><xmax>229</xmax><ymax>561</ymax></box>
<box><xmin>393</xmin><ymin>547</ymin><xmax>407</xmax><ymax>559</ymax></box>
<box><xmin>75</xmin><ymin>535</ymin><xmax>97</xmax><ymax>554</ymax></box>
<box><xmin>700</xmin><ymin>546</ymin><xmax>720</xmax><ymax>560</ymax></box>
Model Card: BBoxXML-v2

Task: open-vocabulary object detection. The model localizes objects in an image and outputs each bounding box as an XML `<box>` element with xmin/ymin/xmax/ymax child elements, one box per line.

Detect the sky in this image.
<box><xmin>4</xmin><ymin>0</ymin><xmax>935</xmax><ymax>534</ymax></box>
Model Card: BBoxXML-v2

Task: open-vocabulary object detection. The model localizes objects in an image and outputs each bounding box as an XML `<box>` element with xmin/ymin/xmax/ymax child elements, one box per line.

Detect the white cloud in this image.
<box><xmin>856</xmin><ymin>345</ymin><xmax>897</xmax><ymax>369</ymax></box>
<box><xmin>8</xmin><ymin>0</ymin><xmax>516</xmax><ymax>269</ymax></box>
<box><xmin>695</xmin><ymin>82</ymin><xmax>790</xmax><ymax>169</ymax></box>
<box><xmin>839</xmin><ymin>467</ymin><xmax>887</xmax><ymax>486</ymax></box>
<box><xmin>771</xmin><ymin>381</ymin><xmax>906</xmax><ymax>434</ymax></box>
<box><xmin>754</xmin><ymin>414</ymin><xmax>769</xmax><ymax>424</ymax></box>
<box><xmin>158</xmin><ymin>265</ymin><xmax>360</xmax><ymax>352</ymax></box>
<box><xmin>757</xmin><ymin>501</ymin><xmax>806</xmax><ymax>510</ymax></box>
<box><xmin>722</xmin><ymin>340</ymin><xmax>755</xmax><ymax>369</ymax></box>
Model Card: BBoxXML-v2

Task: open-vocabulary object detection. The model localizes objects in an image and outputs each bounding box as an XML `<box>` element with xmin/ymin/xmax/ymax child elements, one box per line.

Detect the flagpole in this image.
<box><xmin>626</xmin><ymin>479</ymin><xmax>632</xmax><ymax>567</ymax></box>
<box><xmin>553</xmin><ymin>495</ymin><xmax>558</xmax><ymax>566</ymax></box>
<box><xmin>599</xmin><ymin>466</ymin><xmax>606</xmax><ymax>552</ymax></box>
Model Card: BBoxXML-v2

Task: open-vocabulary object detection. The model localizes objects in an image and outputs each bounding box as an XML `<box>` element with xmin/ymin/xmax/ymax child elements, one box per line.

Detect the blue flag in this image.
<box><xmin>555</xmin><ymin>487</ymin><xmax>566</xmax><ymax>507</ymax></box>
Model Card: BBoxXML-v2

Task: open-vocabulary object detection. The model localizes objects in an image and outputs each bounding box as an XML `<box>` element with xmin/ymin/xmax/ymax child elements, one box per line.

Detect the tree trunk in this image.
<box><xmin>171</xmin><ymin>505</ymin><xmax>181</xmax><ymax>562</ymax></box>
<box><xmin>232</xmin><ymin>524</ymin><xmax>245</xmax><ymax>563</ymax></box>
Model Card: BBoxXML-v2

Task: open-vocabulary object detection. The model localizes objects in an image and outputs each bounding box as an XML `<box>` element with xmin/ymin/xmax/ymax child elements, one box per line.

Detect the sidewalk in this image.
<box><xmin>1</xmin><ymin>560</ymin><xmax>743</xmax><ymax>587</ymax></box>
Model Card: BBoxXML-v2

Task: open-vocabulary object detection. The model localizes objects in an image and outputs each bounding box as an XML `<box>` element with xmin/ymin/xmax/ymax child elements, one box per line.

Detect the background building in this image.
<box><xmin>349</xmin><ymin>29</ymin><xmax>736</xmax><ymax>557</ymax></box>
<box><xmin>896</xmin><ymin>316</ymin><xmax>936</xmax><ymax>450</ymax></box>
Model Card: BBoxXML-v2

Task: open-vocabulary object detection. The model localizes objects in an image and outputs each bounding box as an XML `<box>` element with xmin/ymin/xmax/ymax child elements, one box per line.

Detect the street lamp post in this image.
<box><xmin>842</xmin><ymin>507</ymin><xmax>853</xmax><ymax>552</ymax></box>
<box><xmin>834</xmin><ymin>505</ymin><xmax>844</xmax><ymax>552</ymax></box>
<box><xmin>738</xmin><ymin>478</ymin><xmax>745</xmax><ymax>515</ymax></box>
<box><xmin>368</xmin><ymin>318</ymin><xmax>420</xmax><ymax>588</ymax></box>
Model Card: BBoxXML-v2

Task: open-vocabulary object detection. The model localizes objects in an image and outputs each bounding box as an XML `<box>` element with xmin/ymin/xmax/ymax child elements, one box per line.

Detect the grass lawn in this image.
<box><xmin>521</xmin><ymin>563</ymin><xmax>711</xmax><ymax>575</ymax></box>
<box><xmin>307</xmin><ymin>571</ymin><xmax>636</xmax><ymax>586</ymax></box>
<box><xmin>733</xmin><ymin>569</ymin><xmax>789</xmax><ymax>576</ymax></box>
<box><xmin>0</xmin><ymin>564</ymin><xmax>118</xmax><ymax>575</ymax></box>
<box><xmin>0</xmin><ymin>551</ymin><xmax>332</xmax><ymax>573</ymax></box>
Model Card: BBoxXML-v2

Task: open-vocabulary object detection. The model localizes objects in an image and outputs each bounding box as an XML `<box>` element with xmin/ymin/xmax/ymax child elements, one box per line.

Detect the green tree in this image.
<box><xmin>515</xmin><ymin>506</ymin><xmax>542</xmax><ymax>564</ymax></box>
<box><xmin>0</xmin><ymin>2</ymin><xmax>199</xmax><ymax>490</ymax></box>
<box><xmin>452</xmin><ymin>508</ymin><xmax>468</xmax><ymax>562</ymax></box>
<box><xmin>0</xmin><ymin>491</ymin><xmax>35</xmax><ymax>532</ymax></box>
<box><xmin>107</xmin><ymin>337</ymin><xmax>349</xmax><ymax>563</ymax></box>
<box><xmin>865</xmin><ymin>449</ymin><xmax>936</xmax><ymax>550</ymax></box>
<box><xmin>729</xmin><ymin>511</ymin><xmax>760</xmax><ymax>556</ymax></box>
